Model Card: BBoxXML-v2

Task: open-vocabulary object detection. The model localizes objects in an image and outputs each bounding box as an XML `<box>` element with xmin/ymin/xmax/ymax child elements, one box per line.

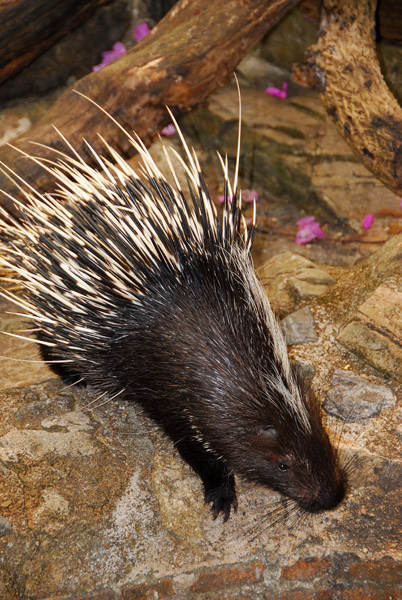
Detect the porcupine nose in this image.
<box><xmin>304</xmin><ymin>479</ymin><xmax>346</xmax><ymax>514</ymax></box>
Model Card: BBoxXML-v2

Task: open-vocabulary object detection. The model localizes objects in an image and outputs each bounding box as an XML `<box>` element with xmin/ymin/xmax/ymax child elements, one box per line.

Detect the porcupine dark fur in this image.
<box><xmin>0</xmin><ymin>94</ymin><xmax>346</xmax><ymax>521</ymax></box>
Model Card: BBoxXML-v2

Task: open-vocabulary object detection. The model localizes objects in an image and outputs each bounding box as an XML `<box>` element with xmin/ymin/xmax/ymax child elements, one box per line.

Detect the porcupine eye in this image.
<box><xmin>277</xmin><ymin>462</ymin><xmax>290</xmax><ymax>472</ymax></box>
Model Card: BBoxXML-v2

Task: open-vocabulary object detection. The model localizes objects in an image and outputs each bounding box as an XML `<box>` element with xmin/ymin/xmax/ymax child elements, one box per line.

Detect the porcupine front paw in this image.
<box><xmin>204</xmin><ymin>474</ymin><xmax>237</xmax><ymax>522</ymax></box>
<box><xmin>171</xmin><ymin>434</ymin><xmax>237</xmax><ymax>521</ymax></box>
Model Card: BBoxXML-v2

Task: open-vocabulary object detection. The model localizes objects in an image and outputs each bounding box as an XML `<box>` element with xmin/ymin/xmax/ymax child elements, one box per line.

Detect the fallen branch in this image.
<box><xmin>0</xmin><ymin>0</ymin><xmax>301</xmax><ymax>216</ymax></box>
<box><xmin>299</xmin><ymin>0</ymin><xmax>402</xmax><ymax>43</ymax></box>
<box><xmin>293</xmin><ymin>0</ymin><xmax>402</xmax><ymax>197</ymax></box>
<box><xmin>0</xmin><ymin>0</ymin><xmax>112</xmax><ymax>85</ymax></box>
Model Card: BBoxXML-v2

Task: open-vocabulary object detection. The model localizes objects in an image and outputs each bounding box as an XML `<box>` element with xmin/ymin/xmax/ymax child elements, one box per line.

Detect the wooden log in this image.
<box><xmin>0</xmin><ymin>0</ymin><xmax>301</xmax><ymax>216</ymax></box>
<box><xmin>0</xmin><ymin>0</ymin><xmax>112</xmax><ymax>85</ymax></box>
<box><xmin>293</xmin><ymin>0</ymin><xmax>402</xmax><ymax>197</ymax></box>
<box><xmin>299</xmin><ymin>0</ymin><xmax>402</xmax><ymax>44</ymax></box>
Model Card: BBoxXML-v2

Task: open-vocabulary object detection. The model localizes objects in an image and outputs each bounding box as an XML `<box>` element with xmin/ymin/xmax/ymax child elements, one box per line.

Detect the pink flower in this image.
<box><xmin>135</xmin><ymin>22</ymin><xmax>151</xmax><ymax>43</ymax></box>
<box><xmin>241</xmin><ymin>189</ymin><xmax>259</xmax><ymax>203</ymax></box>
<box><xmin>217</xmin><ymin>190</ymin><xmax>258</xmax><ymax>204</ymax></box>
<box><xmin>265</xmin><ymin>81</ymin><xmax>288</xmax><ymax>99</ymax></box>
<box><xmin>362</xmin><ymin>213</ymin><xmax>374</xmax><ymax>230</ymax></box>
<box><xmin>295</xmin><ymin>216</ymin><xmax>326</xmax><ymax>245</ymax></box>
<box><xmin>161</xmin><ymin>124</ymin><xmax>176</xmax><ymax>137</ymax></box>
<box><xmin>92</xmin><ymin>41</ymin><xmax>126</xmax><ymax>71</ymax></box>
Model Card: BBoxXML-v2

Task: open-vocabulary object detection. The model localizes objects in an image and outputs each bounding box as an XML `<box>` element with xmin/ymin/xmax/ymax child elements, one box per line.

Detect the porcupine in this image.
<box><xmin>0</xmin><ymin>92</ymin><xmax>346</xmax><ymax>522</ymax></box>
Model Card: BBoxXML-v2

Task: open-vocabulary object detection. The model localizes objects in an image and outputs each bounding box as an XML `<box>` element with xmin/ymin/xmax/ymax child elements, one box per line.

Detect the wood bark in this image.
<box><xmin>0</xmin><ymin>0</ymin><xmax>301</xmax><ymax>216</ymax></box>
<box><xmin>293</xmin><ymin>0</ymin><xmax>402</xmax><ymax>197</ymax></box>
<box><xmin>299</xmin><ymin>0</ymin><xmax>402</xmax><ymax>44</ymax></box>
<box><xmin>0</xmin><ymin>0</ymin><xmax>112</xmax><ymax>85</ymax></box>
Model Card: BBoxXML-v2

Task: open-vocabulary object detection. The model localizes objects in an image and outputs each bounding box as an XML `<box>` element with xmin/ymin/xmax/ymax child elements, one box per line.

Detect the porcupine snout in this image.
<box><xmin>240</xmin><ymin>375</ymin><xmax>347</xmax><ymax>516</ymax></box>
<box><xmin>282</xmin><ymin>421</ymin><xmax>346</xmax><ymax>514</ymax></box>
<box><xmin>297</xmin><ymin>467</ymin><xmax>346</xmax><ymax>514</ymax></box>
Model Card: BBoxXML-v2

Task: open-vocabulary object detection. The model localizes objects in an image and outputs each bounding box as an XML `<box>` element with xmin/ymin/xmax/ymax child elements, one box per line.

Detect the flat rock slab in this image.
<box><xmin>281</xmin><ymin>305</ymin><xmax>318</xmax><ymax>345</ymax></box>
<box><xmin>0</xmin><ymin>378</ymin><xmax>400</xmax><ymax>599</ymax></box>
<box><xmin>324</xmin><ymin>368</ymin><xmax>396</xmax><ymax>421</ymax></box>
<box><xmin>258</xmin><ymin>251</ymin><xmax>336</xmax><ymax>316</ymax></box>
<box><xmin>337</xmin><ymin>286</ymin><xmax>402</xmax><ymax>379</ymax></box>
<box><xmin>0</xmin><ymin>298</ymin><xmax>50</xmax><ymax>390</ymax></box>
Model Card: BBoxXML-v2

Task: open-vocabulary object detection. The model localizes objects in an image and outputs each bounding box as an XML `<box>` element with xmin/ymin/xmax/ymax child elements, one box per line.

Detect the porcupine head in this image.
<box><xmin>0</xmin><ymin>89</ymin><xmax>346</xmax><ymax>522</ymax></box>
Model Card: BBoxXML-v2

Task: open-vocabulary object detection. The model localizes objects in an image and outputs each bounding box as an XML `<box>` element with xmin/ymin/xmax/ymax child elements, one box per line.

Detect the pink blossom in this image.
<box><xmin>92</xmin><ymin>41</ymin><xmax>126</xmax><ymax>71</ymax></box>
<box><xmin>362</xmin><ymin>213</ymin><xmax>374</xmax><ymax>230</ymax></box>
<box><xmin>241</xmin><ymin>189</ymin><xmax>259</xmax><ymax>203</ymax></box>
<box><xmin>295</xmin><ymin>216</ymin><xmax>326</xmax><ymax>245</ymax></box>
<box><xmin>217</xmin><ymin>189</ymin><xmax>258</xmax><ymax>204</ymax></box>
<box><xmin>161</xmin><ymin>124</ymin><xmax>176</xmax><ymax>137</ymax></box>
<box><xmin>265</xmin><ymin>81</ymin><xmax>288</xmax><ymax>99</ymax></box>
<box><xmin>135</xmin><ymin>22</ymin><xmax>151</xmax><ymax>43</ymax></box>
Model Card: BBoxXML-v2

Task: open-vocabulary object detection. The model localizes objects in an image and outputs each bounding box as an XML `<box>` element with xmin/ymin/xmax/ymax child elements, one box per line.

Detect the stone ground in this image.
<box><xmin>1</xmin><ymin>6</ymin><xmax>402</xmax><ymax>599</ymax></box>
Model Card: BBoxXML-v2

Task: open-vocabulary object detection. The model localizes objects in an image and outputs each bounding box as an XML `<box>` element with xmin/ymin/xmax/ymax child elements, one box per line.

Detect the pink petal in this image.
<box><xmin>265</xmin><ymin>81</ymin><xmax>288</xmax><ymax>99</ymax></box>
<box><xmin>400</xmin><ymin>199</ymin><xmax>402</xmax><ymax>208</ymax></box>
<box><xmin>217</xmin><ymin>194</ymin><xmax>231</xmax><ymax>204</ymax></box>
<box><xmin>161</xmin><ymin>124</ymin><xmax>176</xmax><ymax>137</ymax></box>
<box><xmin>135</xmin><ymin>22</ymin><xmax>151</xmax><ymax>43</ymax></box>
<box><xmin>92</xmin><ymin>41</ymin><xmax>126</xmax><ymax>71</ymax></box>
<box><xmin>297</xmin><ymin>216</ymin><xmax>315</xmax><ymax>227</ymax></box>
<box><xmin>218</xmin><ymin>190</ymin><xmax>258</xmax><ymax>204</ymax></box>
<box><xmin>110</xmin><ymin>41</ymin><xmax>126</xmax><ymax>56</ymax></box>
<box><xmin>241</xmin><ymin>189</ymin><xmax>259</xmax><ymax>203</ymax></box>
<box><xmin>295</xmin><ymin>216</ymin><xmax>326</xmax><ymax>245</ymax></box>
<box><xmin>265</xmin><ymin>87</ymin><xmax>282</xmax><ymax>98</ymax></box>
<box><xmin>362</xmin><ymin>213</ymin><xmax>374</xmax><ymax>230</ymax></box>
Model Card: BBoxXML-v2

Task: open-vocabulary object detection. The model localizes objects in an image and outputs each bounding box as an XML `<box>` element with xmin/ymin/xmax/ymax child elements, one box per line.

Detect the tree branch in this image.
<box><xmin>293</xmin><ymin>0</ymin><xmax>402</xmax><ymax>196</ymax></box>
<box><xmin>0</xmin><ymin>0</ymin><xmax>301</xmax><ymax>216</ymax></box>
<box><xmin>0</xmin><ymin>0</ymin><xmax>112</xmax><ymax>85</ymax></box>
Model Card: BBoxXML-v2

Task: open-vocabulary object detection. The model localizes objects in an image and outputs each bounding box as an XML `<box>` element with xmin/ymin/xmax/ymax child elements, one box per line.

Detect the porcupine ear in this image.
<box><xmin>257</xmin><ymin>425</ymin><xmax>279</xmax><ymax>441</ymax></box>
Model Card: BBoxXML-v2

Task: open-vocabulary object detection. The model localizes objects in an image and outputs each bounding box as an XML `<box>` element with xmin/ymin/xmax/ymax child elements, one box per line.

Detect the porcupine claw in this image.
<box><xmin>204</xmin><ymin>475</ymin><xmax>237</xmax><ymax>522</ymax></box>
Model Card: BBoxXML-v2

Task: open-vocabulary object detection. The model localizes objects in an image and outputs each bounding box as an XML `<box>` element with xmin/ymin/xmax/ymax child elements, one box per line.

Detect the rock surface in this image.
<box><xmin>281</xmin><ymin>305</ymin><xmax>318</xmax><ymax>345</ymax></box>
<box><xmin>184</xmin><ymin>82</ymin><xmax>401</xmax><ymax>235</ymax></box>
<box><xmin>258</xmin><ymin>251</ymin><xmax>336</xmax><ymax>316</ymax></box>
<box><xmin>324</xmin><ymin>369</ymin><xmax>396</xmax><ymax>421</ymax></box>
<box><xmin>338</xmin><ymin>285</ymin><xmax>402</xmax><ymax>379</ymax></box>
<box><xmin>0</xmin><ymin>376</ymin><xmax>400</xmax><ymax>600</ymax></box>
